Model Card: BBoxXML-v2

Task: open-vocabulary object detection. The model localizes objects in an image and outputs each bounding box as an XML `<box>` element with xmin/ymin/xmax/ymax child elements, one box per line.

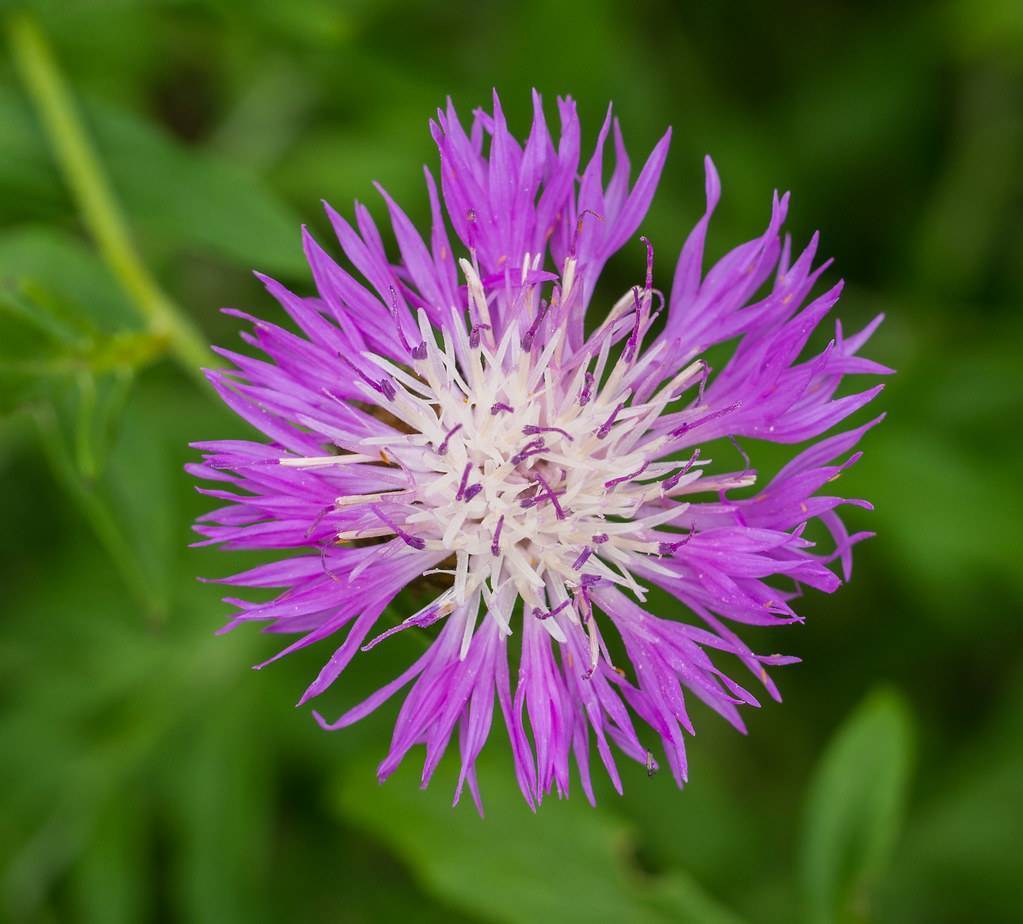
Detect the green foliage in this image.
<box><xmin>0</xmin><ymin>1</ymin><xmax>1020</xmax><ymax>922</ymax></box>
<box><xmin>799</xmin><ymin>690</ymin><xmax>914</xmax><ymax>924</ymax></box>
<box><xmin>336</xmin><ymin>754</ymin><xmax>748</xmax><ymax>924</ymax></box>
<box><xmin>0</xmin><ymin>87</ymin><xmax>306</xmax><ymax>277</ymax></box>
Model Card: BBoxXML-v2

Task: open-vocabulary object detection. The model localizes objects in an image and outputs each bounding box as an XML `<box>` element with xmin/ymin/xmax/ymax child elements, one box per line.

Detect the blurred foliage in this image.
<box><xmin>0</xmin><ymin>1</ymin><xmax>1021</xmax><ymax>922</ymax></box>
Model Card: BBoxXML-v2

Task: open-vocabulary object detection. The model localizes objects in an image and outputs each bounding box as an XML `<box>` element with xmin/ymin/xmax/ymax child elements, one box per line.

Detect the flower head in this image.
<box><xmin>191</xmin><ymin>91</ymin><xmax>890</xmax><ymax>810</ymax></box>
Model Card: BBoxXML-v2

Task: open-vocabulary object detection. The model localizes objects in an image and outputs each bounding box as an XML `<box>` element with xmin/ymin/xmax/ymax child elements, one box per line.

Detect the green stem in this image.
<box><xmin>6</xmin><ymin>13</ymin><xmax>215</xmax><ymax>383</ymax></box>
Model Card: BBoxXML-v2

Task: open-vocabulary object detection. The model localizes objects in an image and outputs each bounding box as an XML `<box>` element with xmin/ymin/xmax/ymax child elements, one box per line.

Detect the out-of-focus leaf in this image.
<box><xmin>69</xmin><ymin>793</ymin><xmax>147</xmax><ymax>924</ymax></box>
<box><xmin>946</xmin><ymin>0</ymin><xmax>1023</xmax><ymax>60</ymax></box>
<box><xmin>0</xmin><ymin>227</ymin><xmax>137</xmax><ymax>331</ymax></box>
<box><xmin>911</xmin><ymin>66</ymin><xmax>1023</xmax><ymax>300</ymax></box>
<box><xmin>799</xmin><ymin>689</ymin><xmax>914</xmax><ymax>924</ymax></box>
<box><xmin>84</xmin><ymin>98</ymin><xmax>307</xmax><ymax>276</ymax></box>
<box><xmin>0</xmin><ymin>87</ymin><xmax>305</xmax><ymax>277</ymax></box>
<box><xmin>168</xmin><ymin>687</ymin><xmax>273</xmax><ymax>924</ymax></box>
<box><xmin>0</xmin><ymin>282</ymin><xmax>159</xmax><ymax>434</ymax></box>
<box><xmin>877</xmin><ymin>670</ymin><xmax>1023</xmax><ymax>922</ymax></box>
<box><xmin>335</xmin><ymin>753</ymin><xmax>748</xmax><ymax>924</ymax></box>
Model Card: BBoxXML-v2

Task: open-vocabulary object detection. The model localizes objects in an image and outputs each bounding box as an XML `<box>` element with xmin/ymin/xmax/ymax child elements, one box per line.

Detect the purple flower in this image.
<box><xmin>190</xmin><ymin>91</ymin><xmax>890</xmax><ymax>811</ymax></box>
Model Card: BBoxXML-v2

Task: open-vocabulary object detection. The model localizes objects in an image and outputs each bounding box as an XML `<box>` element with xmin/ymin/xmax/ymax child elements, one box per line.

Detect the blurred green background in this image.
<box><xmin>1</xmin><ymin>1</ymin><xmax>1021</xmax><ymax>922</ymax></box>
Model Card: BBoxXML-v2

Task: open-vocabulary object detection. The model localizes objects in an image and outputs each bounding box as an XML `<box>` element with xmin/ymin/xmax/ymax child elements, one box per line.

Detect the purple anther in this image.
<box><xmin>669</xmin><ymin>401</ymin><xmax>740</xmax><ymax>439</ymax></box>
<box><xmin>572</xmin><ymin>547</ymin><xmax>593</xmax><ymax>570</ymax></box>
<box><xmin>693</xmin><ymin>361</ymin><xmax>710</xmax><ymax>405</ymax></box>
<box><xmin>371</xmin><ymin>504</ymin><xmax>426</xmax><ymax>550</ymax></box>
<box><xmin>361</xmin><ymin>603</ymin><xmax>444</xmax><ymax>652</ymax></box>
<box><xmin>339</xmin><ymin>354</ymin><xmax>392</xmax><ymax>400</ymax></box>
<box><xmin>658</xmin><ymin>528</ymin><xmax>699</xmax><ymax>556</ymax></box>
<box><xmin>469</xmin><ymin>323</ymin><xmax>491</xmax><ymax>349</ymax></box>
<box><xmin>462</xmin><ymin>483</ymin><xmax>483</xmax><ymax>502</ymax></box>
<box><xmin>510</xmin><ymin>437</ymin><xmax>545</xmax><ymax>466</ymax></box>
<box><xmin>522</xmin><ymin>424</ymin><xmax>574</xmax><ymax>441</ymax></box>
<box><xmin>592</xmin><ymin>533</ymin><xmax>609</xmax><ymax>544</ymax></box>
<box><xmin>658</xmin><ymin>526</ymin><xmax>696</xmax><ymax>556</ymax></box>
<box><xmin>399</xmin><ymin>532</ymin><xmax>426</xmax><ymax>553</ymax></box>
<box><xmin>520</xmin><ymin>299</ymin><xmax>549</xmax><ymax>351</ymax></box>
<box><xmin>534</xmin><ymin>599</ymin><xmax>570</xmax><ymax>621</ymax></box>
<box><xmin>579</xmin><ymin>371</ymin><xmax>595</xmax><ymax>406</ymax></box>
<box><xmin>640</xmin><ymin>235</ymin><xmax>654</xmax><ymax>293</ymax></box>
<box><xmin>533</xmin><ymin>472</ymin><xmax>565</xmax><ymax>520</ymax></box>
<box><xmin>596</xmin><ymin>401</ymin><xmax>626</xmax><ymax>439</ymax></box>
<box><xmin>491</xmin><ymin>401</ymin><xmax>514</xmax><ymax>415</ymax></box>
<box><xmin>411</xmin><ymin>341</ymin><xmax>428</xmax><ymax>360</ymax></box>
<box><xmin>436</xmin><ymin>422</ymin><xmax>463</xmax><ymax>455</ymax></box>
<box><xmin>455</xmin><ymin>462</ymin><xmax>473</xmax><ymax>501</ymax></box>
<box><xmin>387</xmin><ymin>285</ymin><xmax>417</xmax><ymax>356</ymax></box>
<box><xmin>490</xmin><ymin>515</ymin><xmax>504</xmax><ymax>556</ymax></box>
<box><xmin>604</xmin><ymin>460</ymin><xmax>650</xmax><ymax>491</ymax></box>
<box><xmin>662</xmin><ymin>448</ymin><xmax>701</xmax><ymax>492</ymax></box>
<box><xmin>580</xmin><ymin>574</ymin><xmax>602</xmax><ymax>588</ymax></box>
<box><xmin>623</xmin><ymin>286</ymin><xmax>643</xmax><ymax>362</ymax></box>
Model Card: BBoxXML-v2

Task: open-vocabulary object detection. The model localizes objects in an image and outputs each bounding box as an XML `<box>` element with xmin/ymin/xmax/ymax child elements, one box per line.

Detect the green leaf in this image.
<box><xmin>0</xmin><ymin>226</ymin><xmax>137</xmax><ymax>332</ymax></box>
<box><xmin>0</xmin><ymin>87</ymin><xmax>305</xmax><ymax>277</ymax></box>
<box><xmin>83</xmin><ymin>98</ymin><xmax>306</xmax><ymax>276</ymax></box>
<box><xmin>799</xmin><ymin>688</ymin><xmax>914</xmax><ymax>924</ymax></box>
<box><xmin>69</xmin><ymin>793</ymin><xmax>147</xmax><ymax>924</ymax></box>
<box><xmin>167</xmin><ymin>687</ymin><xmax>273</xmax><ymax>924</ymax></box>
<box><xmin>334</xmin><ymin>752</ymin><xmax>748</xmax><ymax>924</ymax></box>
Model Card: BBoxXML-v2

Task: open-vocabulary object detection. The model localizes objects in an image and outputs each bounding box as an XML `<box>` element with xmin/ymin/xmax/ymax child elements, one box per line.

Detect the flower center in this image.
<box><xmin>283</xmin><ymin>252</ymin><xmax>752</xmax><ymax>661</ymax></box>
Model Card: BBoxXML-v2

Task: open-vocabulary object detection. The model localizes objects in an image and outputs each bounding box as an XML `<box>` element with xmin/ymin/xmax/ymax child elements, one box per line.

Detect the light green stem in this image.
<box><xmin>6</xmin><ymin>13</ymin><xmax>215</xmax><ymax>382</ymax></box>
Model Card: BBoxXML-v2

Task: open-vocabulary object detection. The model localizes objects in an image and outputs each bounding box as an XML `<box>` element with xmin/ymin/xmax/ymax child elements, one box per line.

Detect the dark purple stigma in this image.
<box><xmin>669</xmin><ymin>401</ymin><xmax>741</xmax><ymax>439</ymax></box>
<box><xmin>520</xmin><ymin>298</ymin><xmax>549</xmax><ymax>351</ymax></box>
<box><xmin>490</xmin><ymin>514</ymin><xmax>505</xmax><ymax>556</ymax></box>
<box><xmin>469</xmin><ymin>322</ymin><xmax>491</xmax><ymax>349</ymax></box>
<box><xmin>339</xmin><ymin>354</ymin><xmax>394</xmax><ymax>401</ymax></box>
<box><xmin>491</xmin><ymin>402</ymin><xmax>514</xmax><ymax>415</ymax></box>
<box><xmin>436</xmin><ymin>422</ymin><xmax>463</xmax><ymax>455</ymax></box>
<box><xmin>640</xmin><ymin>235</ymin><xmax>654</xmax><ymax>293</ymax></box>
<box><xmin>386</xmin><ymin>285</ymin><xmax>417</xmax><ymax>357</ymax></box>
<box><xmin>592</xmin><ymin>533</ymin><xmax>609</xmax><ymax>544</ymax></box>
<box><xmin>510</xmin><ymin>437</ymin><xmax>546</xmax><ymax>466</ymax></box>
<box><xmin>657</xmin><ymin>527</ymin><xmax>696</xmax><ymax>556</ymax></box>
<box><xmin>662</xmin><ymin>448</ymin><xmax>701</xmax><ymax>492</ymax></box>
<box><xmin>574</xmin><ymin>581</ymin><xmax>596</xmax><ymax>623</ymax></box>
<box><xmin>532</xmin><ymin>472</ymin><xmax>565</xmax><ymax>519</ymax></box>
<box><xmin>604</xmin><ymin>460</ymin><xmax>650</xmax><ymax>491</ymax></box>
<box><xmin>622</xmin><ymin>286</ymin><xmax>643</xmax><ymax>363</ymax></box>
<box><xmin>455</xmin><ymin>462</ymin><xmax>473</xmax><ymax>501</ymax></box>
<box><xmin>397</xmin><ymin>532</ymin><xmax>426</xmax><ymax>553</ymax></box>
<box><xmin>579</xmin><ymin>573</ymin><xmax>603</xmax><ymax>588</ymax></box>
<box><xmin>596</xmin><ymin>401</ymin><xmax>626</xmax><ymax>439</ymax></box>
<box><xmin>572</xmin><ymin>546</ymin><xmax>593</xmax><ymax>570</ymax></box>
<box><xmin>522</xmin><ymin>424</ymin><xmax>573</xmax><ymax>442</ymax></box>
<box><xmin>371</xmin><ymin>504</ymin><xmax>426</xmax><ymax>550</ymax></box>
<box><xmin>533</xmin><ymin>599</ymin><xmax>570</xmax><ymax>621</ymax></box>
<box><xmin>579</xmin><ymin>371</ymin><xmax>595</xmax><ymax>406</ymax></box>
